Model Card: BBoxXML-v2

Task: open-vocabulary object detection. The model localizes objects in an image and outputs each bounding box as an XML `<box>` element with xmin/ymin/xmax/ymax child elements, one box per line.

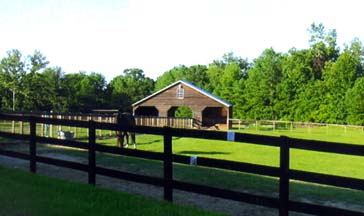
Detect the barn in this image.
<box><xmin>132</xmin><ymin>80</ymin><xmax>232</xmax><ymax>130</ymax></box>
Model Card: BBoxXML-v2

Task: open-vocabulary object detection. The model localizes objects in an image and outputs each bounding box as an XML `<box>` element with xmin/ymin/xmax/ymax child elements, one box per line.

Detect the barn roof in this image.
<box><xmin>132</xmin><ymin>80</ymin><xmax>232</xmax><ymax>107</ymax></box>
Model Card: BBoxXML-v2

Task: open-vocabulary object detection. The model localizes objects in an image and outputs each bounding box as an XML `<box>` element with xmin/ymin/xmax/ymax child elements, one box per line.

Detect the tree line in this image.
<box><xmin>1</xmin><ymin>23</ymin><xmax>364</xmax><ymax>125</ymax></box>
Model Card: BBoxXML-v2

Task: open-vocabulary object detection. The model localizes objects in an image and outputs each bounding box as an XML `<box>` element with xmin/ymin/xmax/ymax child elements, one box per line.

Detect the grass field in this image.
<box><xmin>238</xmin><ymin>124</ymin><xmax>364</xmax><ymax>145</ymax></box>
<box><xmin>0</xmin><ymin>165</ymin><xmax>224</xmax><ymax>216</ymax></box>
<box><xmin>1</xmin><ymin>120</ymin><xmax>364</xmax><ymax>213</ymax></box>
<box><xmin>1</xmin><ymin>119</ymin><xmax>364</xmax><ymax>179</ymax></box>
<box><xmin>29</xmin><ymin>142</ymin><xmax>364</xmax><ymax>213</ymax></box>
<box><xmin>96</xmin><ymin>131</ymin><xmax>364</xmax><ymax>179</ymax></box>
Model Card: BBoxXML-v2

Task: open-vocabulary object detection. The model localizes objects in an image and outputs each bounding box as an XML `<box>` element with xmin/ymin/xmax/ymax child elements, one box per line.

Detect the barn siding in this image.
<box><xmin>133</xmin><ymin>81</ymin><xmax>232</xmax><ymax>130</ymax></box>
<box><xmin>137</xmin><ymin>84</ymin><xmax>223</xmax><ymax>107</ymax></box>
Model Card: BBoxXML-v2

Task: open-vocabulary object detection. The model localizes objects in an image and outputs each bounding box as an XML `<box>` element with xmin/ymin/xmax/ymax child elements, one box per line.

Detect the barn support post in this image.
<box><xmin>156</xmin><ymin>105</ymin><xmax>171</xmax><ymax>118</ymax></box>
<box><xmin>279</xmin><ymin>136</ymin><xmax>290</xmax><ymax>216</ymax></box>
<box><xmin>29</xmin><ymin>116</ymin><xmax>37</xmax><ymax>173</ymax></box>
<box><xmin>163</xmin><ymin>126</ymin><xmax>173</xmax><ymax>202</ymax></box>
<box><xmin>190</xmin><ymin>105</ymin><xmax>205</xmax><ymax>129</ymax></box>
<box><xmin>227</xmin><ymin>106</ymin><xmax>233</xmax><ymax>130</ymax></box>
<box><xmin>88</xmin><ymin>120</ymin><xmax>96</xmax><ymax>186</ymax></box>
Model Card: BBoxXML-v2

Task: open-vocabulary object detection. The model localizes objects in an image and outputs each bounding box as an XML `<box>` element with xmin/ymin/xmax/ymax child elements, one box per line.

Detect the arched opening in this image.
<box><xmin>167</xmin><ymin>106</ymin><xmax>193</xmax><ymax>118</ymax></box>
<box><xmin>202</xmin><ymin>107</ymin><xmax>226</xmax><ymax>127</ymax></box>
<box><xmin>175</xmin><ymin>106</ymin><xmax>193</xmax><ymax>118</ymax></box>
<box><xmin>134</xmin><ymin>106</ymin><xmax>159</xmax><ymax>116</ymax></box>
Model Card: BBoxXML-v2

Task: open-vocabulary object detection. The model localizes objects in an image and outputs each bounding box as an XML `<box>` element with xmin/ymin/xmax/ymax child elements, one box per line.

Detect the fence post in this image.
<box><xmin>163</xmin><ymin>126</ymin><xmax>173</xmax><ymax>202</ymax></box>
<box><xmin>88</xmin><ymin>120</ymin><xmax>96</xmax><ymax>185</ymax></box>
<box><xmin>98</xmin><ymin>116</ymin><xmax>102</xmax><ymax>137</ymax></box>
<box><xmin>20</xmin><ymin>118</ymin><xmax>24</xmax><ymax>134</ymax></box>
<box><xmin>50</xmin><ymin>112</ymin><xmax>53</xmax><ymax>138</ymax></box>
<box><xmin>279</xmin><ymin>136</ymin><xmax>290</xmax><ymax>216</ymax></box>
<box><xmin>273</xmin><ymin>121</ymin><xmax>275</xmax><ymax>131</ymax></box>
<box><xmin>11</xmin><ymin>120</ymin><xmax>15</xmax><ymax>133</ymax></box>
<box><xmin>29</xmin><ymin>116</ymin><xmax>37</xmax><ymax>173</ymax></box>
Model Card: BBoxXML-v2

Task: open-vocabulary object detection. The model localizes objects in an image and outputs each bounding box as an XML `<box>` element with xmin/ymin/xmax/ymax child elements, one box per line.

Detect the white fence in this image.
<box><xmin>135</xmin><ymin>116</ymin><xmax>194</xmax><ymax>129</ymax></box>
<box><xmin>229</xmin><ymin>119</ymin><xmax>364</xmax><ymax>134</ymax></box>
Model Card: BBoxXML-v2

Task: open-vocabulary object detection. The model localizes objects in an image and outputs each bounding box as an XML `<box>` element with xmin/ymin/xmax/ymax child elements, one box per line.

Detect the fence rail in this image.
<box><xmin>0</xmin><ymin>112</ymin><xmax>196</xmax><ymax>136</ymax></box>
<box><xmin>134</xmin><ymin>116</ymin><xmax>194</xmax><ymax>129</ymax></box>
<box><xmin>230</xmin><ymin>119</ymin><xmax>364</xmax><ymax>134</ymax></box>
<box><xmin>0</xmin><ymin>113</ymin><xmax>363</xmax><ymax>216</ymax></box>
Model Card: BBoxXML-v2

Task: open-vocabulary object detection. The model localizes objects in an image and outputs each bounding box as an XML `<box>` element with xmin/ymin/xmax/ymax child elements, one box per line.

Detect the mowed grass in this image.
<box><xmin>40</xmin><ymin>144</ymin><xmax>364</xmax><ymax>212</ymax></box>
<box><xmin>239</xmin><ymin>123</ymin><xmax>364</xmax><ymax>145</ymax></box>
<box><xmin>0</xmin><ymin>165</ymin><xmax>224</xmax><ymax>216</ymax></box>
<box><xmin>2</xmin><ymin>120</ymin><xmax>364</xmax><ymax>212</ymax></box>
<box><xmin>2</xmin><ymin>119</ymin><xmax>364</xmax><ymax>179</ymax></box>
<box><xmin>98</xmin><ymin>130</ymin><xmax>364</xmax><ymax>179</ymax></box>
<box><xmin>94</xmin><ymin>129</ymin><xmax>364</xmax><ymax>211</ymax></box>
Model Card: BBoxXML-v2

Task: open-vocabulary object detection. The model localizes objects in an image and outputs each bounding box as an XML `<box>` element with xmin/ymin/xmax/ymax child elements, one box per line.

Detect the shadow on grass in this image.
<box><xmin>177</xmin><ymin>150</ymin><xmax>229</xmax><ymax>155</ymax></box>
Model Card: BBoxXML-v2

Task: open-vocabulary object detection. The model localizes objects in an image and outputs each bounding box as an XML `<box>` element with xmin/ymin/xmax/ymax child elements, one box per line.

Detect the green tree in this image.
<box><xmin>78</xmin><ymin>72</ymin><xmax>107</xmax><ymax>110</ymax></box>
<box><xmin>242</xmin><ymin>48</ymin><xmax>283</xmax><ymax>120</ymax></box>
<box><xmin>28</xmin><ymin>50</ymin><xmax>49</xmax><ymax>73</ymax></box>
<box><xmin>0</xmin><ymin>49</ymin><xmax>26</xmax><ymax>111</ymax></box>
<box><xmin>183</xmin><ymin>65</ymin><xmax>209</xmax><ymax>90</ymax></box>
<box><xmin>207</xmin><ymin>52</ymin><xmax>249</xmax><ymax>93</ymax></box>
<box><xmin>22</xmin><ymin>51</ymin><xmax>50</xmax><ymax>111</ymax></box>
<box><xmin>42</xmin><ymin>67</ymin><xmax>68</xmax><ymax>112</ymax></box>
<box><xmin>213</xmin><ymin>62</ymin><xmax>245</xmax><ymax>117</ymax></box>
<box><xmin>296</xmin><ymin>80</ymin><xmax>328</xmax><ymax>122</ymax></box>
<box><xmin>346</xmin><ymin>78</ymin><xmax>364</xmax><ymax>125</ymax></box>
<box><xmin>154</xmin><ymin>65</ymin><xmax>208</xmax><ymax>91</ymax></box>
<box><xmin>107</xmin><ymin>69</ymin><xmax>154</xmax><ymax>111</ymax></box>
<box><xmin>154</xmin><ymin>65</ymin><xmax>188</xmax><ymax>91</ymax></box>
<box><xmin>308</xmin><ymin>23</ymin><xmax>339</xmax><ymax>79</ymax></box>
<box><xmin>62</xmin><ymin>72</ymin><xmax>87</xmax><ymax>111</ymax></box>
<box><xmin>206</xmin><ymin>53</ymin><xmax>249</xmax><ymax>118</ymax></box>
<box><xmin>175</xmin><ymin>106</ymin><xmax>193</xmax><ymax>118</ymax></box>
<box><xmin>276</xmin><ymin>49</ymin><xmax>314</xmax><ymax>120</ymax></box>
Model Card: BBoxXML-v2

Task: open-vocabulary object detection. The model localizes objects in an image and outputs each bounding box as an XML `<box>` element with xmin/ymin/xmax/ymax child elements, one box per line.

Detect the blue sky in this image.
<box><xmin>1</xmin><ymin>0</ymin><xmax>363</xmax><ymax>81</ymax></box>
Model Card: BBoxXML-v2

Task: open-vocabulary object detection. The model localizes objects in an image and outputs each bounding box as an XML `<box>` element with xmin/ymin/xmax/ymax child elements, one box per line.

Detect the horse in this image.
<box><xmin>116</xmin><ymin>112</ymin><xmax>136</xmax><ymax>149</ymax></box>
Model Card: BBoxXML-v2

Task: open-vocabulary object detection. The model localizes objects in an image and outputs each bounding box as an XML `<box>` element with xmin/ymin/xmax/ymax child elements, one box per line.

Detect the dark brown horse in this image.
<box><xmin>116</xmin><ymin>112</ymin><xmax>136</xmax><ymax>149</ymax></box>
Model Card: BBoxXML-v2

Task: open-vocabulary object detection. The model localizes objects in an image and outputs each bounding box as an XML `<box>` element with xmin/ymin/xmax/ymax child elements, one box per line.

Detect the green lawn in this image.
<box><xmin>2</xmin><ymin>120</ymin><xmax>364</xmax><ymax>213</ymax></box>
<box><xmin>49</xmin><ymin>147</ymin><xmax>364</xmax><ymax>213</ymax></box>
<box><xmin>2</xmin><ymin>119</ymin><xmax>364</xmax><ymax>179</ymax></box>
<box><xmin>0</xmin><ymin>165</ymin><xmax>224</xmax><ymax>216</ymax></box>
<box><xmin>97</xmin><ymin>131</ymin><xmax>364</xmax><ymax>179</ymax></box>
<box><xmin>238</xmin><ymin>124</ymin><xmax>364</xmax><ymax>144</ymax></box>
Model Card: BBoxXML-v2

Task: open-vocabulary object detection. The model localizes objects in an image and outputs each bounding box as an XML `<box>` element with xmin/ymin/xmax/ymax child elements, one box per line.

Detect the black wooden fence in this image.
<box><xmin>0</xmin><ymin>113</ymin><xmax>364</xmax><ymax>216</ymax></box>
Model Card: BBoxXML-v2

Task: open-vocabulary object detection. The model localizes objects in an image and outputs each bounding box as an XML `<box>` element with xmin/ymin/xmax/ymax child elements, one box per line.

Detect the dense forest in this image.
<box><xmin>1</xmin><ymin>23</ymin><xmax>364</xmax><ymax>125</ymax></box>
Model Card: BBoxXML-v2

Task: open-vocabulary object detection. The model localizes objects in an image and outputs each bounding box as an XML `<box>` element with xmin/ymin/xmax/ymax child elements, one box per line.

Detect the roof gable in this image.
<box><xmin>132</xmin><ymin>80</ymin><xmax>232</xmax><ymax>107</ymax></box>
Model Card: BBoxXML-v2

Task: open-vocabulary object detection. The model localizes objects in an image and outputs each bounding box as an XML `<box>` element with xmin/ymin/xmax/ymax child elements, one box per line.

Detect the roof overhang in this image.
<box><xmin>132</xmin><ymin>80</ymin><xmax>232</xmax><ymax>107</ymax></box>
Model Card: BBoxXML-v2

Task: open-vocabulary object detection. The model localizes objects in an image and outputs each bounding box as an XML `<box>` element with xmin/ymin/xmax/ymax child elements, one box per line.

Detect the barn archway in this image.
<box><xmin>167</xmin><ymin>106</ymin><xmax>193</xmax><ymax>118</ymax></box>
<box><xmin>175</xmin><ymin>106</ymin><xmax>193</xmax><ymax>118</ymax></box>
<box><xmin>134</xmin><ymin>106</ymin><xmax>158</xmax><ymax>116</ymax></box>
<box><xmin>202</xmin><ymin>107</ymin><xmax>227</xmax><ymax>128</ymax></box>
